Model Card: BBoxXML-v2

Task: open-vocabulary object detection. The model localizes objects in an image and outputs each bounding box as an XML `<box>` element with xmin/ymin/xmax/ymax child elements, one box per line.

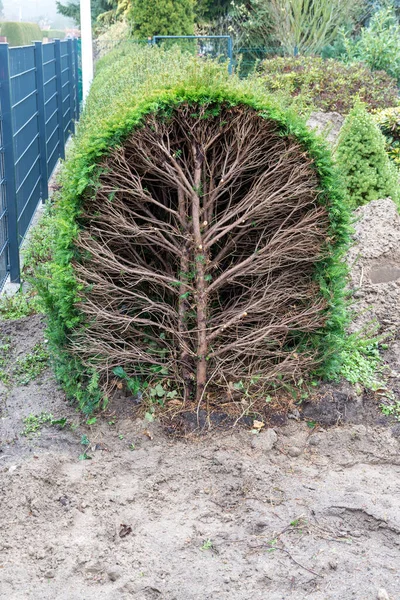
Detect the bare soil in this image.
<box><xmin>1</xmin><ymin>315</ymin><xmax>400</xmax><ymax>600</ymax></box>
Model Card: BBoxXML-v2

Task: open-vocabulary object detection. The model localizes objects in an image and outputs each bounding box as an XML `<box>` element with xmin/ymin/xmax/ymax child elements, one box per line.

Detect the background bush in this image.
<box><xmin>336</xmin><ymin>101</ymin><xmax>400</xmax><ymax>208</ymax></box>
<box><xmin>257</xmin><ymin>56</ymin><xmax>399</xmax><ymax>115</ymax></box>
<box><xmin>341</xmin><ymin>6</ymin><xmax>400</xmax><ymax>82</ymax></box>
<box><xmin>44</xmin><ymin>30</ymin><xmax>66</xmax><ymax>40</ymax></box>
<box><xmin>374</xmin><ymin>107</ymin><xmax>400</xmax><ymax>167</ymax></box>
<box><xmin>0</xmin><ymin>22</ymin><xmax>42</xmax><ymax>46</ymax></box>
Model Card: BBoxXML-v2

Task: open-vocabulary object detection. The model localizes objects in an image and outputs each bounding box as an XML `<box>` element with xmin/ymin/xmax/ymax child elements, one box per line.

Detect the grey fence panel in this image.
<box><xmin>9</xmin><ymin>44</ymin><xmax>42</xmax><ymax>242</ymax></box>
<box><xmin>60</xmin><ymin>40</ymin><xmax>73</xmax><ymax>147</ymax></box>
<box><xmin>0</xmin><ymin>115</ymin><xmax>8</xmax><ymax>288</ymax></box>
<box><xmin>0</xmin><ymin>39</ymin><xmax>80</xmax><ymax>288</ymax></box>
<box><xmin>42</xmin><ymin>41</ymin><xmax>60</xmax><ymax>177</ymax></box>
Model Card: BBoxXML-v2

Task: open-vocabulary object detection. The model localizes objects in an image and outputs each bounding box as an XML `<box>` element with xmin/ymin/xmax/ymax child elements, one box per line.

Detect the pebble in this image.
<box><xmin>377</xmin><ymin>589</ymin><xmax>390</xmax><ymax>600</ymax></box>
<box><xmin>287</xmin><ymin>446</ymin><xmax>302</xmax><ymax>457</ymax></box>
<box><xmin>108</xmin><ymin>570</ymin><xmax>121</xmax><ymax>582</ymax></box>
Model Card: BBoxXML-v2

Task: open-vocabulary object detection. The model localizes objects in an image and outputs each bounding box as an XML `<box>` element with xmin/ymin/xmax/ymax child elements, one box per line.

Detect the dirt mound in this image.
<box><xmin>347</xmin><ymin>198</ymin><xmax>400</xmax><ymax>336</ymax></box>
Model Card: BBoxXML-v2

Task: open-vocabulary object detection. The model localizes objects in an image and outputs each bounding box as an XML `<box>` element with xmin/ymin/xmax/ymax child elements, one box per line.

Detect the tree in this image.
<box><xmin>128</xmin><ymin>0</ymin><xmax>195</xmax><ymax>37</ymax></box>
<box><xmin>342</xmin><ymin>6</ymin><xmax>400</xmax><ymax>81</ymax></box>
<box><xmin>56</xmin><ymin>0</ymin><xmax>118</xmax><ymax>26</ymax></box>
<box><xmin>336</xmin><ymin>101</ymin><xmax>400</xmax><ymax>207</ymax></box>
<box><xmin>266</xmin><ymin>0</ymin><xmax>364</xmax><ymax>55</ymax></box>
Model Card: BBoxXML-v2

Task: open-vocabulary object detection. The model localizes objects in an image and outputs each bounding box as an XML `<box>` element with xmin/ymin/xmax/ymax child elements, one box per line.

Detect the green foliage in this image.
<box><xmin>267</xmin><ymin>0</ymin><xmax>363</xmax><ymax>55</ymax></box>
<box><xmin>336</xmin><ymin>333</ymin><xmax>383</xmax><ymax>389</ymax></box>
<box><xmin>336</xmin><ymin>101</ymin><xmax>400</xmax><ymax>208</ymax></box>
<box><xmin>22</xmin><ymin>412</ymin><xmax>67</xmax><ymax>436</ymax></box>
<box><xmin>0</xmin><ymin>337</ymin><xmax>11</xmax><ymax>385</ymax></box>
<box><xmin>342</xmin><ymin>6</ymin><xmax>400</xmax><ymax>82</ymax></box>
<box><xmin>14</xmin><ymin>342</ymin><xmax>49</xmax><ymax>385</ymax></box>
<box><xmin>128</xmin><ymin>0</ymin><xmax>195</xmax><ymax>38</ymax></box>
<box><xmin>56</xmin><ymin>0</ymin><xmax>118</xmax><ymax>26</ymax></box>
<box><xmin>0</xmin><ymin>21</ymin><xmax>43</xmax><ymax>46</ymax></box>
<box><xmin>374</xmin><ymin>107</ymin><xmax>400</xmax><ymax>167</ymax></box>
<box><xmin>0</xmin><ymin>290</ymin><xmax>42</xmax><ymax>321</ymax></box>
<box><xmin>258</xmin><ymin>56</ymin><xmax>399</xmax><ymax>115</ymax></box>
<box><xmin>32</xmin><ymin>45</ymin><xmax>351</xmax><ymax>412</ymax></box>
<box><xmin>45</xmin><ymin>29</ymin><xmax>66</xmax><ymax>39</ymax></box>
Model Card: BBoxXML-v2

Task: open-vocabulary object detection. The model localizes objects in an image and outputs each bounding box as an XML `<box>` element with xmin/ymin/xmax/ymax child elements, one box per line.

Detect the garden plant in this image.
<box><xmin>34</xmin><ymin>47</ymin><xmax>351</xmax><ymax>413</ymax></box>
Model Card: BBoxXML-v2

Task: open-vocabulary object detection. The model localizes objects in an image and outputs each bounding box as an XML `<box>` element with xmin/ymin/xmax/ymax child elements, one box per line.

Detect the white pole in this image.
<box><xmin>80</xmin><ymin>0</ymin><xmax>93</xmax><ymax>104</ymax></box>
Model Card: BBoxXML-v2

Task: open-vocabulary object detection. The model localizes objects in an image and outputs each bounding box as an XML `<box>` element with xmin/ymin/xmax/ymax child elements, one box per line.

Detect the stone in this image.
<box><xmin>287</xmin><ymin>446</ymin><xmax>302</xmax><ymax>457</ymax></box>
<box><xmin>251</xmin><ymin>428</ymin><xmax>277</xmax><ymax>451</ymax></box>
<box><xmin>377</xmin><ymin>589</ymin><xmax>390</xmax><ymax>600</ymax></box>
<box><xmin>108</xmin><ymin>569</ymin><xmax>121</xmax><ymax>582</ymax></box>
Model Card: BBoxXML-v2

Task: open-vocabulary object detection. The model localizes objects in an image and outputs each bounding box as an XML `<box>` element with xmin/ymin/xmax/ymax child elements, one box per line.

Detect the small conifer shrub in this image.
<box><xmin>336</xmin><ymin>102</ymin><xmax>400</xmax><ymax>208</ymax></box>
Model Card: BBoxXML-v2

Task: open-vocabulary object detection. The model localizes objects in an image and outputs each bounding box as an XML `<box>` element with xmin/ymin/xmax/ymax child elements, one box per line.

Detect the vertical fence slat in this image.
<box><xmin>34</xmin><ymin>41</ymin><xmax>49</xmax><ymax>204</ymax></box>
<box><xmin>54</xmin><ymin>39</ymin><xmax>65</xmax><ymax>160</ymax></box>
<box><xmin>0</xmin><ymin>43</ymin><xmax>20</xmax><ymax>283</ymax></box>
<box><xmin>67</xmin><ymin>38</ymin><xmax>75</xmax><ymax>135</ymax></box>
<box><xmin>73</xmin><ymin>38</ymin><xmax>80</xmax><ymax>121</ymax></box>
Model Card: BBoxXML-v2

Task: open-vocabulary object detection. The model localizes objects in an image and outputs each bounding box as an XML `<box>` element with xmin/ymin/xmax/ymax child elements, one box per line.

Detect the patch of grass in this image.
<box><xmin>0</xmin><ymin>337</ymin><xmax>11</xmax><ymax>385</ymax></box>
<box><xmin>338</xmin><ymin>333</ymin><xmax>384</xmax><ymax>390</ymax></box>
<box><xmin>0</xmin><ymin>290</ymin><xmax>42</xmax><ymax>321</ymax></box>
<box><xmin>380</xmin><ymin>394</ymin><xmax>400</xmax><ymax>422</ymax></box>
<box><xmin>14</xmin><ymin>342</ymin><xmax>49</xmax><ymax>386</ymax></box>
<box><xmin>22</xmin><ymin>412</ymin><xmax>67</xmax><ymax>436</ymax></box>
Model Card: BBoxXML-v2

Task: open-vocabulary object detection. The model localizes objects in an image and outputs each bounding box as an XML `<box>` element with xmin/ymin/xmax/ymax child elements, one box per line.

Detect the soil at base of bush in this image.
<box><xmin>1</xmin><ymin>314</ymin><xmax>400</xmax><ymax>600</ymax></box>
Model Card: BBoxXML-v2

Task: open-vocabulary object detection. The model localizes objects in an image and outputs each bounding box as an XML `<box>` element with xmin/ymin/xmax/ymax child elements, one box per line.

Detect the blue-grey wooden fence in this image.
<box><xmin>0</xmin><ymin>38</ymin><xmax>80</xmax><ymax>289</ymax></box>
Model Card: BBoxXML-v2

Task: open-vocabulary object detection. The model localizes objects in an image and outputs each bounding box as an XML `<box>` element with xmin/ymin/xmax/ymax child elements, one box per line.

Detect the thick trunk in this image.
<box><xmin>192</xmin><ymin>142</ymin><xmax>208</xmax><ymax>405</ymax></box>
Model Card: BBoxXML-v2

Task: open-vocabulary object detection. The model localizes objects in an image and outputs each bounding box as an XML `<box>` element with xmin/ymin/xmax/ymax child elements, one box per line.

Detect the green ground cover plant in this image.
<box><xmin>257</xmin><ymin>56</ymin><xmax>399</xmax><ymax>115</ymax></box>
<box><xmin>336</xmin><ymin>101</ymin><xmax>400</xmax><ymax>208</ymax></box>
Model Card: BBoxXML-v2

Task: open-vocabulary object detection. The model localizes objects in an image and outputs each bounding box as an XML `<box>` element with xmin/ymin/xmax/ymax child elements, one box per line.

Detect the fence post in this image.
<box><xmin>73</xmin><ymin>38</ymin><xmax>80</xmax><ymax>121</ymax></box>
<box><xmin>54</xmin><ymin>39</ymin><xmax>65</xmax><ymax>160</ymax></box>
<box><xmin>67</xmin><ymin>38</ymin><xmax>75</xmax><ymax>135</ymax></box>
<box><xmin>0</xmin><ymin>43</ymin><xmax>20</xmax><ymax>283</ymax></box>
<box><xmin>34</xmin><ymin>41</ymin><xmax>49</xmax><ymax>204</ymax></box>
<box><xmin>227</xmin><ymin>36</ymin><xmax>233</xmax><ymax>75</ymax></box>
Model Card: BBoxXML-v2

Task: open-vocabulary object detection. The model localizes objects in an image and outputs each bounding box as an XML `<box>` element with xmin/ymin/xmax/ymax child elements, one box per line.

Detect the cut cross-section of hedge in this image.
<box><xmin>38</xmin><ymin>48</ymin><xmax>350</xmax><ymax>412</ymax></box>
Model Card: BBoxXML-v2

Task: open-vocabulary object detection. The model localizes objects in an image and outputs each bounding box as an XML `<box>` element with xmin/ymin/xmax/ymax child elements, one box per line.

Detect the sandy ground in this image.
<box><xmin>1</xmin><ymin>315</ymin><xmax>400</xmax><ymax>600</ymax></box>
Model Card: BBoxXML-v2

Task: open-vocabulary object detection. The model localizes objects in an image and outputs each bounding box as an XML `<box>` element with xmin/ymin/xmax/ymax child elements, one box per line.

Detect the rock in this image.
<box><xmin>287</xmin><ymin>446</ymin><xmax>302</xmax><ymax>457</ymax></box>
<box><xmin>329</xmin><ymin>560</ymin><xmax>338</xmax><ymax>570</ymax></box>
<box><xmin>108</xmin><ymin>569</ymin><xmax>121</xmax><ymax>582</ymax></box>
<box><xmin>307</xmin><ymin>111</ymin><xmax>344</xmax><ymax>145</ymax></box>
<box><xmin>251</xmin><ymin>428</ymin><xmax>277</xmax><ymax>451</ymax></box>
<box><xmin>377</xmin><ymin>589</ymin><xmax>390</xmax><ymax>600</ymax></box>
<box><xmin>44</xmin><ymin>570</ymin><xmax>55</xmax><ymax>579</ymax></box>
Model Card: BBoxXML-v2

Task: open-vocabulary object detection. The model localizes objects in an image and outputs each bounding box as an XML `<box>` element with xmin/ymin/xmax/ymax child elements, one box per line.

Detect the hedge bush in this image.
<box><xmin>44</xmin><ymin>30</ymin><xmax>66</xmax><ymax>40</ymax></box>
<box><xmin>0</xmin><ymin>22</ymin><xmax>42</xmax><ymax>46</ymax></box>
<box><xmin>336</xmin><ymin>102</ymin><xmax>400</xmax><ymax>208</ymax></box>
<box><xmin>34</xmin><ymin>46</ymin><xmax>351</xmax><ymax>412</ymax></box>
<box><xmin>374</xmin><ymin>107</ymin><xmax>400</xmax><ymax>168</ymax></box>
<box><xmin>257</xmin><ymin>56</ymin><xmax>399</xmax><ymax>115</ymax></box>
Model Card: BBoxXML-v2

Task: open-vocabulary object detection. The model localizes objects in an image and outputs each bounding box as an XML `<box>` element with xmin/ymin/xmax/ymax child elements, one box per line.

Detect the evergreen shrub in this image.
<box><xmin>336</xmin><ymin>102</ymin><xmax>400</xmax><ymax>208</ymax></box>
<box><xmin>0</xmin><ymin>22</ymin><xmax>43</xmax><ymax>46</ymax></box>
<box><xmin>374</xmin><ymin>107</ymin><xmax>400</xmax><ymax>168</ymax></box>
<box><xmin>34</xmin><ymin>46</ymin><xmax>351</xmax><ymax>412</ymax></box>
